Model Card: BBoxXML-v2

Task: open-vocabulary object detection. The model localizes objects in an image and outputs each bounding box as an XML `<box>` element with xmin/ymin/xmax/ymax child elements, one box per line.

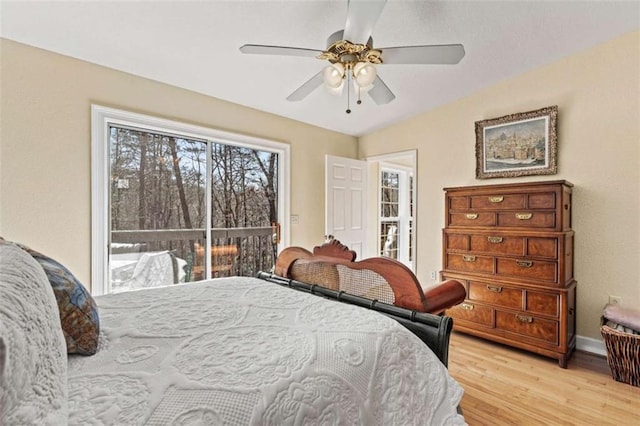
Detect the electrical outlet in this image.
<box><xmin>609</xmin><ymin>295</ymin><xmax>621</xmax><ymax>305</ymax></box>
<box><xmin>430</xmin><ymin>271</ymin><xmax>437</xmax><ymax>280</ymax></box>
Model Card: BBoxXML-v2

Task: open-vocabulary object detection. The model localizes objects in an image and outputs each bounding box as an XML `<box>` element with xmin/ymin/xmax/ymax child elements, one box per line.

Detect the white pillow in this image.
<box><xmin>0</xmin><ymin>242</ymin><xmax>68</xmax><ymax>425</ymax></box>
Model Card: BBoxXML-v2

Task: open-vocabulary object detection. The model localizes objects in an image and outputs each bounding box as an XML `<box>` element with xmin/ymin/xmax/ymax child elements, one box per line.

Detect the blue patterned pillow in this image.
<box><xmin>17</xmin><ymin>244</ymin><xmax>100</xmax><ymax>355</ymax></box>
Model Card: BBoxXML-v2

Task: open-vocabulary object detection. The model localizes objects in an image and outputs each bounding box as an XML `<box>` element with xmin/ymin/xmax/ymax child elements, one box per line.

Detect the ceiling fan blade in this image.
<box><xmin>380</xmin><ymin>44</ymin><xmax>466</xmax><ymax>64</ymax></box>
<box><xmin>343</xmin><ymin>0</ymin><xmax>387</xmax><ymax>44</ymax></box>
<box><xmin>368</xmin><ymin>75</ymin><xmax>395</xmax><ymax>105</ymax></box>
<box><xmin>240</xmin><ymin>44</ymin><xmax>323</xmax><ymax>58</ymax></box>
<box><xmin>286</xmin><ymin>70</ymin><xmax>324</xmax><ymax>102</ymax></box>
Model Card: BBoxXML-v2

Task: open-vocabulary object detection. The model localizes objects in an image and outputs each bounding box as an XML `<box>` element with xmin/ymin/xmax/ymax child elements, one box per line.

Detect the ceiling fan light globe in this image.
<box><xmin>323</xmin><ymin>64</ymin><xmax>345</xmax><ymax>89</ymax></box>
<box><xmin>354</xmin><ymin>80</ymin><xmax>374</xmax><ymax>93</ymax></box>
<box><xmin>353</xmin><ymin>62</ymin><xmax>377</xmax><ymax>87</ymax></box>
<box><xmin>327</xmin><ymin>81</ymin><xmax>345</xmax><ymax>96</ymax></box>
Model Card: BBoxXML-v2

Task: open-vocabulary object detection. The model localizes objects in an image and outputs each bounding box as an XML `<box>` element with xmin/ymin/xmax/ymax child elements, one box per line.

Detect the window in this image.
<box><xmin>380</xmin><ymin>170</ymin><xmax>400</xmax><ymax>259</ymax></box>
<box><xmin>92</xmin><ymin>106</ymin><xmax>290</xmax><ymax>295</ymax></box>
<box><xmin>379</xmin><ymin>164</ymin><xmax>413</xmax><ymax>267</ymax></box>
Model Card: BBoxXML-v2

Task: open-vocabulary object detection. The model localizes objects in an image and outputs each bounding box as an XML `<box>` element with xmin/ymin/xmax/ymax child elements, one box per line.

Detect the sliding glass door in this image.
<box><xmin>93</xmin><ymin>106</ymin><xmax>288</xmax><ymax>295</ymax></box>
<box><xmin>108</xmin><ymin>127</ymin><xmax>281</xmax><ymax>293</ymax></box>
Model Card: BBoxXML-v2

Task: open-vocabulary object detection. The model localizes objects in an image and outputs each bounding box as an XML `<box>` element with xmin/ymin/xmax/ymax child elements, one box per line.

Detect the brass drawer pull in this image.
<box><xmin>461</xmin><ymin>303</ymin><xmax>474</xmax><ymax>310</ymax></box>
<box><xmin>465</xmin><ymin>213</ymin><xmax>479</xmax><ymax>220</ymax></box>
<box><xmin>516</xmin><ymin>260</ymin><xmax>533</xmax><ymax>268</ymax></box>
<box><xmin>515</xmin><ymin>212</ymin><xmax>533</xmax><ymax>220</ymax></box>
<box><xmin>462</xmin><ymin>255</ymin><xmax>477</xmax><ymax>262</ymax></box>
<box><xmin>488</xmin><ymin>196</ymin><xmax>504</xmax><ymax>203</ymax></box>
<box><xmin>516</xmin><ymin>314</ymin><xmax>534</xmax><ymax>323</ymax></box>
<box><xmin>487</xmin><ymin>236</ymin><xmax>503</xmax><ymax>244</ymax></box>
<box><xmin>487</xmin><ymin>285</ymin><xmax>502</xmax><ymax>293</ymax></box>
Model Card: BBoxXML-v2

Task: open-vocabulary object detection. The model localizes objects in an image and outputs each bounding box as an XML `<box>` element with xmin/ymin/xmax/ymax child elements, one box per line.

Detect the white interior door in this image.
<box><xmin>325</xmin><ymin>155</ymin><xmax>368</xmax><ymax>259</ymax></box>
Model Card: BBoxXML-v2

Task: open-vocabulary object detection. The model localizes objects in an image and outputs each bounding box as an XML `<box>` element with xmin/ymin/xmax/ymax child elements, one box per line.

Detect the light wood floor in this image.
<box><xmin>448</xmin><ymin>332</ymin><xmax>640</xmax><ymax>425</ymax></box>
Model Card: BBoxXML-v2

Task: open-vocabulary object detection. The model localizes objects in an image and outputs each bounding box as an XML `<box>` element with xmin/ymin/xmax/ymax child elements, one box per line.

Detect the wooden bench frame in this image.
<box><xmin>275</xmin><ymin>239</ymin><xmax>466</xmax><ymax>315</ymax></box>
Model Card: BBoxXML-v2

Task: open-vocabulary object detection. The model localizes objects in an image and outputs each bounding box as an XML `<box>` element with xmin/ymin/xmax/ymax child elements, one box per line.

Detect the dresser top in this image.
<box><xmin>443</xmin><ymin>179</ymin><xmax>573</xmax><ymax>192</ymax></box>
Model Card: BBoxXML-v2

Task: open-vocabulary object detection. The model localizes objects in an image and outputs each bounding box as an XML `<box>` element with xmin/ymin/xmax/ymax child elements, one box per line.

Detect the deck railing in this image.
<box><xmin>111</xmin><ymin>227</ymin><xmax>276</xmax><ymax>282</ymax></box>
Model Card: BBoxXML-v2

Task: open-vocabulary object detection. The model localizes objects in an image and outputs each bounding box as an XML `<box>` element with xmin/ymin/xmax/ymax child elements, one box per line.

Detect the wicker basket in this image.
<box><xmin>600</xmin><ymin>321</ymin><xmax>640</xmax><ymax>387</ymax></box>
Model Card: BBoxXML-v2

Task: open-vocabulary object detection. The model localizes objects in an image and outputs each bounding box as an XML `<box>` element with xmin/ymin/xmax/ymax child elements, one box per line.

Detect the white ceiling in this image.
<box><xmin>1</xmin><ymin>1</ymin><xmax>638</xmax><ymax>137</ymax></box>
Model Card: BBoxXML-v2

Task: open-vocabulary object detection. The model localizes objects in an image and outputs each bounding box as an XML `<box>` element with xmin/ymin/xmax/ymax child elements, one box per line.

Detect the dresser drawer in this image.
<box><xmin>471</xmin><ymin>234</ymin><xmax>559</xmax><ymax>258</ymax></box>
<box><xmin>447</xmin><ymin>302</ymin><xmax>492</xmax><ymax>327</ymax></box>
<box><xmin>495</xmin><ymin>310</ymin><xmax>558</xmax><ymax>345</ymax></box>
<box><xmin>496</xmin><ymin>257</ymin><xmax>557</xmax><ymax>283</ymax></box>
<box><xmin>497</xmin><ymin>211</ymin><xmax>556</xmax><ymax>228</ymax></box>
<box><xmin>449</xmin><ymin>210</ymin><xmax>558</xmax><ymax>229</ymax></box>
<box><xmin>453</xmin><ymin>191</ymin><xmax>557</xmax><ymax>211</ymax></box>
<box><xmin>468</xmin><ymin>281</ymin><xmax>522</xmax><ymax>310</ymax></box>
<box><xmin>469</xmin><ymin>234</ymin><xmax>524</xmax><ymax>256</ymax></box>
<box><xmin>527</xmin><ymin>237</ymin><xmax>558</xmax><ymax>258</ymax></box>
<box><xmin>448</xmin><ymin>195</ymin><xmax>469</xmax><ymax>210</ymax></box>
<box><xmin>445</xmin><ymin>232</ymin><xmax>468</xmax><ymax>251</ymax></box>
<box><xmin>446</xmin><ymin>253</ymin><xmax>494</xmax><ymax>274</ymax></box>
<box><xmin>470</xmin><ymin>194</ymin><xmax>526</xmax><ymax>210</ymax></box>
<box><xmin>526</xmin><ymin>291</ymin><xmax>559</xmax><ymax>317</ymax></box>
<box><xmin>449</xmin><ymin>212</ymin><xmax>495</xmax><ymax>227</ymax></box>
<box><xmin>446</xmin><ymin>232</ymin><xmax>561</xmax><ymax>260</ymax></box>
<box><xmin>528</xmin><ymin>192</ymin><xmax>557</xmax><ymax>209</ymax></box>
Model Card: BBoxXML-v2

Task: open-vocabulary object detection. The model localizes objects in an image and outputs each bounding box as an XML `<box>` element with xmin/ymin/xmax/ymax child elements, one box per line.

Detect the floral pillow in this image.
<box><xmin>17</xmin><ymin>243</ymin><xmax>100</xmax><ymax>355</ymax></box>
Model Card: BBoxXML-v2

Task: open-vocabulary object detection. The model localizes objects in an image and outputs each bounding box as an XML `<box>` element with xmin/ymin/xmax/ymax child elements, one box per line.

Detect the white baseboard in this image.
<box><xmin>576</xmin><ymin>335</ymin><xmax>607</xmax><ymax>357</ymax></box>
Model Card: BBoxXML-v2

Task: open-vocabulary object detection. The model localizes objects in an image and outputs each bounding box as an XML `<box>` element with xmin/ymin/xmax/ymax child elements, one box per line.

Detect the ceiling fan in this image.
<box><xmin>240</xmin><ymin>0</ymin><xmax>465</xmax><ymax>113</ymax></box>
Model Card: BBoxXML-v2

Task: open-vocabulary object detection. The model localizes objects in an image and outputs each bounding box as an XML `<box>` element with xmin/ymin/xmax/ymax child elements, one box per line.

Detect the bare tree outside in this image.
<box><xmin>109</xmin><ymin>127</ymin><xmax>278</xmax><ymax>292</ymax></box>
<box><xmin>210</xmin><ymin>142</ymin><xmax>278</xmax><ymax>277</ymax></box>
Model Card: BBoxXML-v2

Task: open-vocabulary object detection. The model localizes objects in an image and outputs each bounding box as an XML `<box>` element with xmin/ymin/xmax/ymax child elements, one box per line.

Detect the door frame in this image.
<box><xmin>365</xmin><ymin>149</ymin><xmax>417</xmax><ymax>271</ymax></box>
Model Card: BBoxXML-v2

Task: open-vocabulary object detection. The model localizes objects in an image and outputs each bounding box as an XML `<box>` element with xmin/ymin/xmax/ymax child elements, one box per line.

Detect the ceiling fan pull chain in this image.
<box><xmin>346</xmin><ymin>71</ymin><xmax>352</xmax><ymax>114</ymax></box>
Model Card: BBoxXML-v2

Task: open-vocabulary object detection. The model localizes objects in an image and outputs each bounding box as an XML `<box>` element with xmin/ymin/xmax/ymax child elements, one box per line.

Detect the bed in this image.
<box><xmin>0</xmin><ymin>240</ymin><xmax>466</xmax><ymax>425</ymax></box>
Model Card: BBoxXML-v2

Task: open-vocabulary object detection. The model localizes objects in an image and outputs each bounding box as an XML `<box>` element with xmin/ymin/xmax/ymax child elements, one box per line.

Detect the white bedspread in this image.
<box><xmin>68</xmin><ymin>277</ymin><xmax>465</xmax><ymax>425</ymax></box>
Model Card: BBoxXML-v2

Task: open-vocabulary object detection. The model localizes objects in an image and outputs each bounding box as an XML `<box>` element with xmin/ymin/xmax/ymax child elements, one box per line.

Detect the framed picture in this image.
<box><xmin>475</xmin><ymin>105</ymin><xmax>558</xmax><ymax>179</ymax></box>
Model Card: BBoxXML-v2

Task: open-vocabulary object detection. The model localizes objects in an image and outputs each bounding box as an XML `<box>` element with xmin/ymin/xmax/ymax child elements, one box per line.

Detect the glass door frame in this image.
<box><xmin>91</xmin><ymin>105</ymin><xmax>290</xmax><ymax>296</ymax></box>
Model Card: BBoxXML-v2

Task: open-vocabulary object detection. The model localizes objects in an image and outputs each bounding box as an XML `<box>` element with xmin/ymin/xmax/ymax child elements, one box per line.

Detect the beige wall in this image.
<box><xmin>0</xmin><ymin>39</ymin><xmax>358</xmax><ymax>290</ymax></box>
<box><xmin>359</xmin><ymin>31</ymin><xmax>640</xmax><ymax>340</ymax></box>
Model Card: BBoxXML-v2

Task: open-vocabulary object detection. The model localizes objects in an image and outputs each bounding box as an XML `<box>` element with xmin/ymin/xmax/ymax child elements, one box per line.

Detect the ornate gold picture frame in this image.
<box><xmin>475</xmin><ymin>105</ymin><xmax>558</xmax><ymax>179</ymax></box>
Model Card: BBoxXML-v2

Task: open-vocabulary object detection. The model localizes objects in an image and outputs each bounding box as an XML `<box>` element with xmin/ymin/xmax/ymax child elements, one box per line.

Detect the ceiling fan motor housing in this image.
<box><xmin>318</xmin><ymin>30</ymin><xmax>382</xmax><ymax>65</ymax></box>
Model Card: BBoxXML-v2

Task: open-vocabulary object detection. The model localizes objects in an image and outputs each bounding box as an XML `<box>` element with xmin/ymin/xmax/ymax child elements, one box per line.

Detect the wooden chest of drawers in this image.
<box><xmin>442</xmin><ymin>180</ymin><xmax>576</xmax><ymax>367</ymax></box>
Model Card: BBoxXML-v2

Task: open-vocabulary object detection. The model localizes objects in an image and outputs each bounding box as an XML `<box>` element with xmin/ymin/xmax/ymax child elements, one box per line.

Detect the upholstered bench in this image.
<box><xmin>274</xmin><ymin>239</ymin><xmax>466</xmax><ymax>315</ymax></box>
